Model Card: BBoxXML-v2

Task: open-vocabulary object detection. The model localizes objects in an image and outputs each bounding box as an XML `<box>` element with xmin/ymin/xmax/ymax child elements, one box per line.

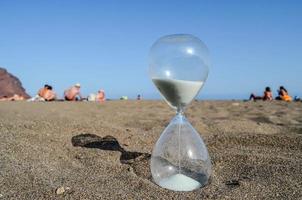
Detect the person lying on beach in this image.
<box><xmin>275</xmin><ymin>86</ymin><xmax>292</xmax><ymax>102</ymax></box>
<box><xmin>64</xmin><ymin>83</ymin><xmax>83</xmax><ymax>101</ymax></box>
<box><xmin>96</xmin><ymin>89</ymin><xmax>106</xmax><ymax>102</ymax></box>
<box><xmin>38</xmin><ymin>85</ymin><xmax>56</xmax><ymax>101</ymax></box>
<box><xmin>120</xmin><ymin>96</ymin><xmax>128</xmax><ymax>100</ymax></box>
<box><xmin>0</xmin><ymin>94</ymin><xmax>25</xmax><ymax>101</ymax></box>
<box><xmin>249</xmin><ymin>87</ymin><xmax>273</xmax><ymax>101</ymax></box>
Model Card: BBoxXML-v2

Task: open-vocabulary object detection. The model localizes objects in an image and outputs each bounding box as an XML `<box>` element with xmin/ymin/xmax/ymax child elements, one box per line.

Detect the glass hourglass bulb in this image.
<box><xmin>149</xmin><ymin>34</ymin><xmax>211</xmax><ymax>191</ymax></box>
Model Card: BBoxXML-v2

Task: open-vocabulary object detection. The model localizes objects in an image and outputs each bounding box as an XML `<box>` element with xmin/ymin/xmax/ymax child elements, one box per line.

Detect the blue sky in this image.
<box><xmin>0</xmin><ymin>0</ymin><xmax>301</xmax><ymax>99</ymax></box>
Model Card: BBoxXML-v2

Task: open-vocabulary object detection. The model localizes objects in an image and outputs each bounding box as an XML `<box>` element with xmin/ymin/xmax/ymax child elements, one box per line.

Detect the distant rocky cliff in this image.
<box><xmin>0</xmin><ymin>67</ymin><xmax>30</xmax><ymax>98</ymax></box>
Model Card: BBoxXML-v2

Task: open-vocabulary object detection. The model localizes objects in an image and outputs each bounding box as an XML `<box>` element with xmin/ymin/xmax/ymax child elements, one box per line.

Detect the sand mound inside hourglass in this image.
<box><xmin>152</xmin><ymin>78</ymin><xmax>203</xmax><ymax>109</ymax></box>
<box><xmin>159</xmin><ymin>174</ymin><xmax>201</xmax><ymax>191</ymax></box>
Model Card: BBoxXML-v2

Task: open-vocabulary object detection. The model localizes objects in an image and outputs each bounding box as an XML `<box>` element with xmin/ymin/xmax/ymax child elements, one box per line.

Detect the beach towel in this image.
<box><xmin>27</xmin><ymin>95</ymin><xmax>45</xmax><ymax>102</ymax></box>
<box><xmin>88</xmin><ymin>94</ymin><xmax>97</xmax><ymax>101</ymax></box>
<box><xmin>282</xmin><ymin>95</ymin><xmax>292</xmax><ymax>102</ymax></box>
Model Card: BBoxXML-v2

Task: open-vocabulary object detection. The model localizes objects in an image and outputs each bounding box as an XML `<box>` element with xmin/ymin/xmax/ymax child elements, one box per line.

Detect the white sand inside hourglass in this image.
<box><xmin>159</xmin><ymin>174</ymin><xmax>201</xmax><ymax>191</ymax></box>
<box><xmin>152</xmin><ymin>78</ymin><xmax>203</xmax><ymax>108</ymax></box>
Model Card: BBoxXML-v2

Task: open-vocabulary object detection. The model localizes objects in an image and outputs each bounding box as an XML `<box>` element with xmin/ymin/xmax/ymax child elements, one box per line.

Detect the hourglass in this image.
<box><xmin>149</xmin><ymin>34</ymin><xmax>211</xmax><ymax>191</ymax></box>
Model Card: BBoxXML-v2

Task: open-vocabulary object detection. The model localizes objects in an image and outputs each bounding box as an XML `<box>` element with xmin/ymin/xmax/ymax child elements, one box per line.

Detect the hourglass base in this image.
<box><xmin>151</xmin><ymin>114</ymin><xmax>211</xmax><ymax>192</ymax></box>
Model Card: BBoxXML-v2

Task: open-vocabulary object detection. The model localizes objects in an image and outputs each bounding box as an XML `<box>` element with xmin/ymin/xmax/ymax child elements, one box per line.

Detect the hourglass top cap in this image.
<box><xmin>154</xmin><ymin>34</ymin><xmax>204</xmax><ymax>44</ymax></box>
<box><xmin>150</xmin><ymin>34</ymin><xmax>210</xmax><ymax>59</ymax></box>
<box><xmin>149</xmin><ymin>34</ymin><xmax>210</xmax><ymax>82</ymax></box>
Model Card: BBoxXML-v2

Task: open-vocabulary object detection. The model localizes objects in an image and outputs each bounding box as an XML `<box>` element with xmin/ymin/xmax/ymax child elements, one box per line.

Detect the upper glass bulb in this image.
<box><xmin>149</xmin><ymin>34</ymin><xmax>210</xmax><ymax>111</ymax></box>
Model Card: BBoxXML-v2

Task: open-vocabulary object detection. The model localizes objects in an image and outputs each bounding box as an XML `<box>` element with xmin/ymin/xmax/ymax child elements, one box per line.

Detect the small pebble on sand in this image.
<box><xmin>56</xmin><ymin>186</ymin><xmax>65</xmax><ymax>195</ymax></box>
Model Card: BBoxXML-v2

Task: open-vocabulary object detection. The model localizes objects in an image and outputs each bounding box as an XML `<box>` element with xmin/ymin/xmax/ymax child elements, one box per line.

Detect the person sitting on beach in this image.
<box><xmin>294</xmin><ymin>96</ymin><xmax>301</xmax><ymax>102</ymax></box>
<box><xmin>249</xmin><ymin>87</ymin><xmax>273</xmax><ymax>101</ymax></box>
<box><xmin>64</xmin><ymin>83</ymin><xmax>83</xmax><ymax>101</ymax></box>
<box><xmin>38</xmin><ymin>85</ymin><xmax>56</xmax><ymax>101</ymax></box>
<box><xmin>96</xmin><ymin>89</ymin><xmax>106</xmax><ymax>102</ymax></box>
<box><xmin>0</xmin><ymin>94</ymin><xmax>25</xmax><ymax>101</ymax></box>
<box><xmin>275</xmin><ymin>86</ymin><xmax>292</xmax><ymax>102</ymax></box>
<box><xmin>44</xmin><ymin>86</ymin><xmax>56</xmax><ymax>101</ymax></box>
<box><xmin>38</xmin><ymin>85</ymin><xmax>48</xmax><ymax>99</ymax></box>
<box><xmin>137</xmin><ymin>94</ymin><xmax>142</xmax><ymax>100</ymax></box>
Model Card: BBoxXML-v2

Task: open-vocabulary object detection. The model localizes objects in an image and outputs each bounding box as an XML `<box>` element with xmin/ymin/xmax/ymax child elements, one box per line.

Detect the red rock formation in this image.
<box><xmin>0</xmin><ymin>67</ymin><xmax>30</xmax><ymax>98</ymax></box>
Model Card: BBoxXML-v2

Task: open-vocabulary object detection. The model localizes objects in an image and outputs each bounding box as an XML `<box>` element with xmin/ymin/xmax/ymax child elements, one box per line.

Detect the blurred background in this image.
<box><xmin>0</xmin><ymin>0</ymin><xmax>301</xmax><ymax>99</ymax></box>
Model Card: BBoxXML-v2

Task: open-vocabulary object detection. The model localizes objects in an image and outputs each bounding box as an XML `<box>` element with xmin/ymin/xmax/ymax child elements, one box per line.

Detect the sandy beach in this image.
<box><xmin>0</xmin><ymin>100</ymin><xmax>301</xmax><ymax>199</ymax></box>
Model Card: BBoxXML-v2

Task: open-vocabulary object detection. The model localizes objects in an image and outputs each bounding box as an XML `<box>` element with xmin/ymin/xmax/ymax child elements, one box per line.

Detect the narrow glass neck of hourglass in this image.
<box><xmin>176</xmin><ymin>106</ymin><xmax>185</xmax><ymax>115</ymax></box>
<box><xmin>175</xmin><ymin>111</ymin><xmax>185</xmax><ymax>123</ymax></box>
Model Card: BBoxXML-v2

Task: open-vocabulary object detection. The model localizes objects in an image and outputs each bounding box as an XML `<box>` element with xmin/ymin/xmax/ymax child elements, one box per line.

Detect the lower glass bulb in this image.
<box><xmin>151</xmin><ymin>113</ymin><xmax>211</xmax><ymax>191</ymax></box>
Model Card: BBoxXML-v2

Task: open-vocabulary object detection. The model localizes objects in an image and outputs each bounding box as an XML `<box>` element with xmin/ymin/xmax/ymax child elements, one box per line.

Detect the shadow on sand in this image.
<box><xmin>71</xmin><ymin>133</ymin><xmax>150</xmax><ymax>164</ymax></box>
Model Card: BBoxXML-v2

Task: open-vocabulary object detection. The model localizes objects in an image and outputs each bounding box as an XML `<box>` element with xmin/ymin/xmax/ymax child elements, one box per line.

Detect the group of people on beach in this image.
<box><xmin>0</xmin><ymin>83</ymin><xmax>298</xmax><ymax>102</ymax></box>
<box><xmin>26</xmin><ymin>83</ymin><xmax>106</xmax><ymax>102</ymax></box>
<box><xmin>0</xmin><ymin>83</ymin><xmax>144</xmax><ymax>102</ymax></box>
<box><xmin>36</xmin><ymin>83</ymin><xmax>106</xmax><ymax>102</ymax></box>
<box><xmin>249</xmin><ymin>86</ymin><xmax>299</xmax><ymax>102</ymax></box>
